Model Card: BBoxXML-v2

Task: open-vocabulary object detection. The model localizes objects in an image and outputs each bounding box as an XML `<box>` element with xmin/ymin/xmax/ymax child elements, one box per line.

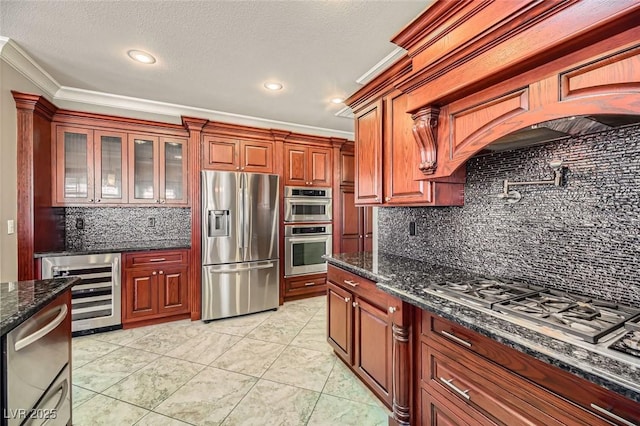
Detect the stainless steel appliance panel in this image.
<box><xmin>283</xmin><ymin>186</ymin><xmax>332</xmax><ymax>223</ymax></box>
<box><xmin>22</xmin><ymin>366</ymin><xmax>71</xmax><ymax>426</ymax></box>
<box><xmin>41</xmin><ymin>253</ymin><xmax>121</xmax><ymax>333</ymax></box>
<box><xmin>6</xmin><ymin>296</ymin><xmax>70</xmax><ymax>426</ymax></box>
<box><xmin>244</xmin><ymin>172</ymin><xmax>279</xmax><ymax>262</ymax></box>
<box><xmin>202</xmin><ymin>171</ymin><xmax>243</xmax><ymax>265</ymax></box>
<box><xmin>202</xmin><ymin>260</ymin><xmax>279</xmax><ymax>320</ymax></box>
<box><xmin>284</xmin><ymin>224</ymin><xmax>332</xmax><ymax>277</ymax></box>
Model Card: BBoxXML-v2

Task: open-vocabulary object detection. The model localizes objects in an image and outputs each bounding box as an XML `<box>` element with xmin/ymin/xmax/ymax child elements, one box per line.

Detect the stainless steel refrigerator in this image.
<box><xmin>201</xmin><ymin>170</ymin><xmax>279</xmax><ymax>321</ymax></box>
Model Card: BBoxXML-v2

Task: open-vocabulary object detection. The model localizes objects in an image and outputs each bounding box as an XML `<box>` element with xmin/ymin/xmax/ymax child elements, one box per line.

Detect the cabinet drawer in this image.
<box><xmin>287</xmin><ymin>275</ymin><xmax>326</xmax><ymax>290</ymax></box>
<box><xmin>124</xmin><ymin>250</ymin><xmax>188</xmax><ymax>268</ymax></box>
<box><xmin>422</xmin><ymin>387</ymin><xmax>496</xmax><ymax>426</ymax></box>
<box><xmin>327</xmin><ymin>265</ymin><xmax>389</xmax><ymax>310</ymax></box>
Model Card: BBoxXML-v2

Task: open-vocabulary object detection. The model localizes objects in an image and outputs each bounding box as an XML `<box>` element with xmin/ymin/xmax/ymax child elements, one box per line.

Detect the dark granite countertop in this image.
<box><xmin>34</xmin><ymin>240</ymin><xmax>191</xmax><ymax>258</ymax></box>
<box><xmin>324</xmin><ymin>251</ymin><xmax>640</xmax><ymax>403</ymax></box>
<box><xmin>1</xmin><ymin>277</ymin><xmax>80</xmax><ymax>336</ymax></box>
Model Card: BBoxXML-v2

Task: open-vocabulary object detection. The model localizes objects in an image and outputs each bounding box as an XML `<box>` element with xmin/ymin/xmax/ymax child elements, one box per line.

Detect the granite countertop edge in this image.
<box><xmin>1</xmin><ymin>277</ymin><xmax>80</xmax><ymax>336</ymax></box>
<box><xmin>34</xmin><ymin>243</ymin><xmax>191</xmax><ymax>258</ymax></box>
<box><xmin>324</xmin><ymin>254</ymin><xmax>640</xmax><ymax>403</ymax></box>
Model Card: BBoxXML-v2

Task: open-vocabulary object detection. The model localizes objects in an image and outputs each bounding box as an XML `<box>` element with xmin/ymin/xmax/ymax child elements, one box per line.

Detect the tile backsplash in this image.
<box><xmin>65</xmin><ymin>207</ymin><xmax>191</xmax><ymax>250</ymax></box>
<box><xmin>378</xmin><ymin>124</ymin><xmax>640</xmax><ymax>306</ymax></box>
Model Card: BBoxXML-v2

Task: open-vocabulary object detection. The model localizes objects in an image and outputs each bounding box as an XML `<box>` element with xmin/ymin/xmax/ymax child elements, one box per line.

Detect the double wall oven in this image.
<box><xmin>283</xmin><ymin>186</ymin><xmax>332</xmax><ymax>277</ymax></box>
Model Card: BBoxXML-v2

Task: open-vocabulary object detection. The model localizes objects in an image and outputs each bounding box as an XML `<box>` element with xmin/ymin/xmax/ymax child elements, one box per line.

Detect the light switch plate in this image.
<box><xmin>7</xmin><ymin>219</ymin><xmax>15</xmax><ymax>234</ymax></box>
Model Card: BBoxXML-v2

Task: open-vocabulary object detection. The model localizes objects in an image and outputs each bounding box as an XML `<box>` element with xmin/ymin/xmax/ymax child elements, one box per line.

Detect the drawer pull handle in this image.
<box><xmin>149</xmin><ymin>258</ymin><xmax>166</xmax><ymax>262</ymax></box>
<box><xmin>441</xmin><ymin>330</ymin><xmax>472</xmax><ymax>347</ymax></box>
<box><xmin>344</xmin><ymin>279</ymin><xmax>359</xmax><ymax>287</ymax></box>
<box><xmin>15</xmin><ymin>304</ymin><xmax>68</xmax><ymax>351</ymax></box>
<box><xmin>439</xmin><ymin>377</ymin><xmax>470</xmax><ymax>400</ymax></box>
<box><xmin>304</xmin><ymin>282</ymin><xmax>316</xmax><ymax>286</ymax></box>
<box><xmin>590</xmin><ymin>404</ymin><xmax>635</xmax><ymax>426</ymax></box>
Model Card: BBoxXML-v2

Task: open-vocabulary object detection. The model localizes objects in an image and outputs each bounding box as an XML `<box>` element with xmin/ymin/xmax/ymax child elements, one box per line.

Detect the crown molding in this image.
<box><xmin>334</xmin><ymin>105</ymin><xmax>354</xmax><ymax>119</ymax></box>
<box><xmin>0</xmin><ymin>37</ymin><xmax>354</xmax><ymax>139</ymax></box>
<box><xmin>0</xmin><ymin>37</ymin><xmax>60</xmax><ymax>96</ymax></box>
<box><xmin>355</xmin><ymin>46</ymin><xmax>407</xmax><ymax>86</ymax></box>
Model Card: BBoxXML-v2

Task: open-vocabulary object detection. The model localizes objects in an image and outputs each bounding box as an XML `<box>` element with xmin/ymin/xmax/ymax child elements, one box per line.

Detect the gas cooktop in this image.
<box><xmin>429</xmin><ymin>278</ymin><xmax>544</xmax><ymax>308</ymax></box>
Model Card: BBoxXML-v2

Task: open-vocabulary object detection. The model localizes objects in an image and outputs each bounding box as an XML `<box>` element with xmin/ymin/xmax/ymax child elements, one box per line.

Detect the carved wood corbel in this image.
<box><xmin>411</xmin><ymin>106</ymin><xmax>440</xmax><ymax>175</ymax></box>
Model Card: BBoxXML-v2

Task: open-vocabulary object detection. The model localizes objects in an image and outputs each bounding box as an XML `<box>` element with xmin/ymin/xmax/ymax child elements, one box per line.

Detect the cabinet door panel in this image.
<box><xmin>160</xmin><ymin>137</ymin><xmax>188</xmax><ymax>205</ymax></box>
<box><xmin>340</xmin><ymin>150</ymin><xmax>355</xmax><ymax>186</ymax></box>
<box><xmin>327</xmin><ymin>282</ymin><xmax>353</xmax><ymax>364</ymax></box>
<box><xmin>354</xmin><ymin>297</ymin><xmax>392</xmax><ymax>404</ymax></box>
<box><xmin>309</xmin><ymin>147</ymin><xmax>332</xmax><ymax>186</ymax></box>
<box><xmin>204</xmin><ymin>137</ymin><xmax>238</xmax><ymax>171</ymax></box>
<box><xmin>125</xmin><ymin>270</ymin><xmax>157</xmax><ymax>320</ymax></box>
<box><xmin>355</xmin><ymin>100</ymin><xmax>383</xmax><ymax>204</ymax></box>
<box><xmin>363</xmin><ymin>206</ymin><xmax>374</xmax><ymax>252</ymax></box>
<box><xmin>55</xmin><ymin>126</ymin><xmax>95</xmax><ymax>204</ymax></box>
<box><xmin>241</xmin><ymin>140</ymin><xmax>273</xmax><ymax>173</ymax></box>
<box><xmin>128</xmin><ymin>134</ymin><xmax>160</xmax><ymax>204</ymax></box>
<box><xmin>384</xmin><ymin>90</ymin><xmax>432</xmax><ymax>204</ymax></box>
<box><xmin>285</xmin><ymin>144</ymin><xmax>307</xmax><ymax>186</ymax></box>
<box><xmin>94</xmin><ymin>130</ymin><xmax>127</xmax><ymax>204</ymax></box>
<box><xmin>158</xmin><ymin>266</ymin><xmax>189</xmax><ymax>314</ymax></box>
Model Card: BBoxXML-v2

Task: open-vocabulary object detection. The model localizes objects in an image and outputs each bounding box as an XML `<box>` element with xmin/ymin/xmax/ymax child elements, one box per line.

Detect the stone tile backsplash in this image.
<box><xmin>65</xmin><ymin>207</ymin><xmax>191</xmax><ymax>251</ymax></box>
<box><xmin>378</xmin><ymin>124</ymin><xmax>640</xmax><ymax>306</ymax></box>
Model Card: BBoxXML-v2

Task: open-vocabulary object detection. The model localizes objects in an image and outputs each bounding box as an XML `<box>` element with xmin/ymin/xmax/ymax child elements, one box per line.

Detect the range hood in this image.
<box><xmin>486</xmin><ymin>115</ymin><xmax>640</xmax><ymax>151</ymax></box>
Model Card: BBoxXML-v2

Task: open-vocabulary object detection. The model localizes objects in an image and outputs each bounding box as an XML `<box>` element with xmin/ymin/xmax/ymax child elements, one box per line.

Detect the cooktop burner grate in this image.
<box><xmin>429</xmin><ymin>278</ymin><xmax>544</xmax><ymax>308</ymax></box>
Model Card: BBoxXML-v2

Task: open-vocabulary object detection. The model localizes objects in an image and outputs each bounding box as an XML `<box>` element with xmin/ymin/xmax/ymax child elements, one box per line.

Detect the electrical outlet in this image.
<box><xmin>75</xmin><ymin>218</ymin><xmax>84</xmax><ymax>230</ymax></box>
<box><xmin>148</xmin><ymin>217</ymin><xmax>156</xmax><ymax>227</ymax></box>
<box><xmin>7</xmin><ymin>219</ymin><xmax>15</xmax><ymax>235</ymax></box>
<box><xmin>409</xmin><ymin>221</ymin><xmax>416</xmax><ymax>236</ymax></box>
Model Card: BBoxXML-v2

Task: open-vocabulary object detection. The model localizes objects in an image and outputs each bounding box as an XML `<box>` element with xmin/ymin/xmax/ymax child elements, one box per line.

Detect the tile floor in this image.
<box><xmin>71</xmin><ymin>296</ymin><xmax>390</xmax><ymax>425</ymax></box>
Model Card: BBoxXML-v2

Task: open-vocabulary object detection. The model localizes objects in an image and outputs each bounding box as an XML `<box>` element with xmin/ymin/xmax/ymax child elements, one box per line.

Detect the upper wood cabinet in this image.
<box><xmin>353</xmin><ymin>92</ymin><xmax>465</xmax><ymax>207</ymax></box>
<box><xmin>128</xmin><ymin>134</ymin><xmax>188</xmax><ymax>206</ymax></box>
<box><xmin>284</xmin><ymin>143</ymin><xmax>332</xmax><ymax>187</ymax></box>
<box><xmin>54</xmin><ymin>126</ymin><xmax>128</xmax><ymax>205</ymax></box>
<box><xmin>203</xmin><ymin>135</ymin><xmax>274</xmax><ymax>173</ymax></box>
<box><xmin>338</xmin><ymin>188</ymin><xmax>373</xmax><ymax>254</ymax></box>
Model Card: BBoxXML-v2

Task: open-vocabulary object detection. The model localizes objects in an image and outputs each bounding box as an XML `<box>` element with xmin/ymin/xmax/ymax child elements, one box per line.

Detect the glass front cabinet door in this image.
<box><xmin>95</xmin><ymin>130</ymin><xmax>128</xmax><ymax>204</ymax></box>
<box><xmin>160</xmin><ymin>137</ymin><xmax>188</xmax><ymax>205</ymax></box>
<box><xmin>55</xmin><ymin>126</ymin><xmax>94</xmax><ymax>204</ymax></box>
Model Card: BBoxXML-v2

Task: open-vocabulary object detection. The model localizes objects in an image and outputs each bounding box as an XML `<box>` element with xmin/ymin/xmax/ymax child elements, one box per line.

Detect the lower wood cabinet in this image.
<box><xmin>283</xmin><ymin>273</ymin><xmax>326</xmax><ymax>301</ymax></box>
<box><xmin>123</xmin><ymin>249</ymin><xmax>190</xmax><ymax>327</ymax></box>
<box><xmin>326</xmin><ymin>264</ymin><xmax>394</xmax><ymax>407</ymax></box>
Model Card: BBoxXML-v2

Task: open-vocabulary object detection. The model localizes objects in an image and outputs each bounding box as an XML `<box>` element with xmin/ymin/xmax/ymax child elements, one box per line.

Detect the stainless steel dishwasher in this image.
<box><xmin>41</xmin><ymin>253</ymin><xmax>121</xmax><ymax>334</ymax></box>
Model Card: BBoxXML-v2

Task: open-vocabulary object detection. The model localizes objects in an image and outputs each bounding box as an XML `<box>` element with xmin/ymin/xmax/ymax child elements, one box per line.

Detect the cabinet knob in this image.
<box><xmin>96</xmin><ymin>199</ymin><xmax>101</xmax><ymax>203</ymax></box>
<box><xmin>152</xmin><ymin>271</ymin><xmax>157</xmax><ymax>275</ymax></box>
<box><xmin>359</xmin><ymin>235</ymin><xmax>363</xmax><ymax>238</ymax></box>
<box><xmin>374</xmin><ymin>197</ymin><xmax>379</xmax><ymax>202</ymax></box>
<box><xmin>385</xmin><ymin>197</ymin><xmax>391</xmax><ymax>202</ymax></box>
<box><xmin>159</xmin><ymin>270</ymin><xmax>164</xmax><ymax>275</ymax></box>
<box><xmin>236</xmin><ymin>166</ymin><xmax>240</xmax><ymax>170</ymax></box>
<box><xmin>344</xmin><ymin>297</ymin><xmax>350</xmax><ymax>303</ymax></box>
<box><xmin>241</xmin><ymin>167</ymin><xmax>245</xmax><ymax>170</ymax></box>
<box><xmin>352</xmin><ymin>301</ymin><xmax>359</xmax><ymax>308</ymax></box>
<box><xmin>388</xmin><ymin>306</ymin><xmax>397</xmax><ymax>314</ymax></box>
<box><xmin>156</xmin><ymin>199</ymin><xmax>161</xmax><ymax>203</ymax></box>
<box><xmin>89</xmin><ymin>199</ymin><xmax>94</xmax><ymax>202</ymax></box>
<box><xmin>160</xmin><ymin>199</ymin><xmax>166</xmax><ymax>204</ymax></box>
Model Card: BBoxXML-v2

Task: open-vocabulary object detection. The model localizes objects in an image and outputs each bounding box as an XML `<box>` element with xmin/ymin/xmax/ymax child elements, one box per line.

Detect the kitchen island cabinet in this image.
<box><xmin>324</xmin><ymin>252</ymin><xmax>640</xmax><ymax>426</ymax></box>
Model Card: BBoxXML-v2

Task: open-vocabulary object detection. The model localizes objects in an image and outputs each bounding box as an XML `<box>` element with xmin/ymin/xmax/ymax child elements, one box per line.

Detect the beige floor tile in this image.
<box><xmin>262</xmin><ymin>346</ymin><xmax>336</xmax><ymax>391</ymax></box>
<box><xmin>73</xmin><ymin>346</ymin><xmax>160</xmax><ymax>392</ymax></box>
<box><xmin>103</xmin><ymin>356</ymin><xmax>205</xmax><ymax>409</ymax></box>
<box><xmin>134</xmin><ymin>412</ymin><xmax>193</xmax><ymax>426</ymax></box>
<box><xmin>165</xmin><ymin>331</ymin><xmax>241</xmax><ymax>365</ymax></box>
<box><xmin>269</xmin><ymin>304</ymin><xmax>319</xmax><ymax>323</ymax></box>
<box><xmin>72</xmin><ymin>385</ymin><xmax>97</xmax><ymax>408</ymax></box>
<box><xmin>154</xmin><ymin>367</ymin><xmax>257</xmax><ymax>425</ymax></box>
<box><xmin>210</xmin><ymin>338</ymin><xmax>285</xmax><ymax>377</ymax></box>
<box><xmin>72</xmin><ymin>394</ymin><xmax>148</xmax><ymax>426</ymax></box>
<box><xmin>126</xmin><ymin>327</ymin><xmax>193</xmax><ymax>355</ymax></box>
<box><xmin>201</xmin><ymin>311</ymin><xmax>273</xmax><ymax>336</ymax></box>
<box><xmin>289</xmin><ymin>319</ymin><xmax>332</xmax><ymax>353</ymax></box>
<box><xmin>221</xmin><ymin>379</ymin><xmax>319</xmax><ymax>426</ymax></box>
<box><xmin>89</xmin><ymin>326</ymin><xmax>154</xmax><ymax>346</ymax></box>
<box><xmin>72</xmin><ymin>337</ymin><xmax>122</xmax><ymax>369</ymax></box>
<box><xmin>246</xmin><ymin>317</ymin><xmax>307</xmax><ymax>345</ymax></box>
<box><xmin>323</xmin><ymin>360</ymin><xmax>381</xmax><ymax>405</ymax></box>
<box><xmin>306</xmin><ymin>394</ymin><xmax>389</xmax><ymax>426</ymax></box>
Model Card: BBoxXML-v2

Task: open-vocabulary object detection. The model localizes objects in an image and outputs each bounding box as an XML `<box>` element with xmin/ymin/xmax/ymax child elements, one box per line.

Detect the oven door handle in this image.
<box><xmin>286</xmin><ymin>199</ymin><xmax>331</xmax><ymax>204</ymax></box>
<box><xmin>285</xmin><ymin>237</ymin><xmax>330</xmax><ymax>243</ymax></box>
<box><xmin>15</xmin><ymin>304</ymin><xmax>68</xmax><ymax>352</ymax></box>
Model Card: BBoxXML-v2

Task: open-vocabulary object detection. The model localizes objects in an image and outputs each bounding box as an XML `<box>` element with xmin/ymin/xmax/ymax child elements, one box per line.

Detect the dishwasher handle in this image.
<box><xmin>14</xmin><ymin>304</ymin><xmax>68</xmax><ymax>352</ymax></box>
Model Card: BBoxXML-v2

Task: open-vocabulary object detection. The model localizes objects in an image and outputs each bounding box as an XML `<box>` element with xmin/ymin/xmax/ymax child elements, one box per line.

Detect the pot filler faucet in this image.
<box><xmin>497</xmin><ymin>160</ymin><xmax>564</xmax><ymax>203</ymax></box>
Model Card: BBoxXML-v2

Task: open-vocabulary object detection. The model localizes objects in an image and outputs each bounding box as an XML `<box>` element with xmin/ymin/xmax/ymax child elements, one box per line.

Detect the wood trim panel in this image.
<box><xmin>354</xmin><ymin>99</ymin><xmax>384</xmax><ymax>205</ymax></box>
<box><xmin>53</xmin><ymin>109</ymin><xmax>188</xmax><ymax>136</ymax></box>
<box><xmin>182</xmin><ymin>116</ymin><xmax>208</xmax><ymax>321</ymax></box>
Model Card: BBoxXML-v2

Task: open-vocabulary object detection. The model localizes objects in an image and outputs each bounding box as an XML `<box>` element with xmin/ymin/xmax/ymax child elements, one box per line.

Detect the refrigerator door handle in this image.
<box><xmin>238</xmin><ymin>178</ymin><xmax>245</xmax><ymax>258</ymax></box>
<box><xmin>207</xmin><ymin>262</ymin><xmax>275</xmax><ymax>273</ymax></box>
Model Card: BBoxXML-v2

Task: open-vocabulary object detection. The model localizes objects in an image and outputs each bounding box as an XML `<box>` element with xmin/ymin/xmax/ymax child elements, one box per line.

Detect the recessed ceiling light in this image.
<box><xmin>264</xmin><ymin>82</ymin><xmax>283</xmax><ymax>91</ymax></box>
<box><xmin>331</xmin><ymin>97</ymin><xmax>344</xmax><ymax>104</ymax></box>
<box><xmin>127</xmin><ymin>50</ymin><xmax>156</xmax><ymax>64</ymax></box>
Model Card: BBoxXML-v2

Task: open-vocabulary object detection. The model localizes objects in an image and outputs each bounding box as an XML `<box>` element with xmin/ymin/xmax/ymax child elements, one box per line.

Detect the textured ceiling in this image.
<box><xmin>0</xmin><ymin>1</ymin><xmax>429</xmax><ymax>134</ymax></box>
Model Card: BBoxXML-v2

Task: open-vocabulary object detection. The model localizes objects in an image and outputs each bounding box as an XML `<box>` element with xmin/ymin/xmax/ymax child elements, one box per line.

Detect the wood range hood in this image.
<box><xmin>349</xmin><ymin>0</ymin><xmax>640</xmax><ymax>180</ymax></box>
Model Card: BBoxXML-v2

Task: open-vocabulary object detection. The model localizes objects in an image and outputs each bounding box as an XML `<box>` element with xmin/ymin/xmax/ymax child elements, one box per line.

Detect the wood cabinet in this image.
<box><xmin>417</xmin><ymin>311</ymin><xmax>640</xmax><ymax>426</ymax></box>
<box><xmin>54</xmin><ymin>126</ymin><xmax>128</xmax><ymax>205</ymax></box>
<box><xmin>284</xmin><ymin>143</ymin><xmax>332</xmax><ymax>187</ymax></box>
<box><xmin>202</xmin><ymin>135</ymin><xmax>274</xmax><ymax>173</ymax></box>
<box><xmin>327</xmin><ymin>264</ymin><xmax>395</xmax><ymax>407</ymax></box>
<box><xmin>123</xmin><ymin>249</ymin><xmax>190</xmax><ymax>327</ymax></box>
<box><xmin>353</xmin><ymin>91</ymin><xmax>465</xmax><ymax>207</ymax></box>
<box><xmin>128</xmin><ymin>134</ymin><xmax>188</xmax><ymax>205</ymax></box>
<box><xmin>339</xmin><ymin>188</ymin><xmax>373</xmax><ymax>253</ymax></box>
<box><xmin>283</xmin><ymin>272</ymin><xmax>326</xmax><ymax>301</ymax></box>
